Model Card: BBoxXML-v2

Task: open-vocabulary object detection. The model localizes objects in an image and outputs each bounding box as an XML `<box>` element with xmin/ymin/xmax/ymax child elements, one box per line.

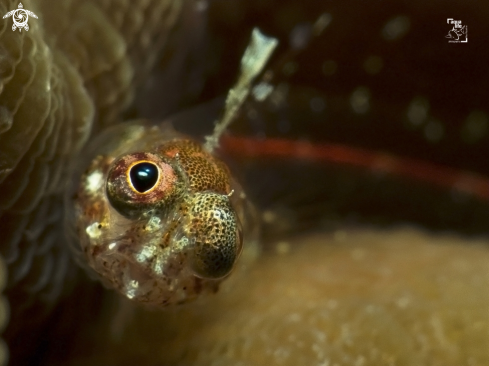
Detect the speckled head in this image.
<box><xmin>72</xmin><ymin>121</ymin><xmax>251</xmax><ymax>307</ymax></box>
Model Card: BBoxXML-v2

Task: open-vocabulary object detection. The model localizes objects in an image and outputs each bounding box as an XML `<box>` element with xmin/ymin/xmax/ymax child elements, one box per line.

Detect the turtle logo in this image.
<box><xmin>446</xmin><ymin>18</ymin><xmax>467</xmax><ymax>43</ymax></box>
<box><xmin>3</xmin><ymin>3</ymin><xmax>38</xmax><ymax>32</ymax></box>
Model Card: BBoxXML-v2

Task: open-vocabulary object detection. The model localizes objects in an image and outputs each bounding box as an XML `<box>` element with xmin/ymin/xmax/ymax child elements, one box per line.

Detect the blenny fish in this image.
<box><xmin>69</xmin><ymin>27</ymin><xmax>275</xmax><ymax>308</ymax></box>
<box><xmin>70</xmin><ymin>121</ymin><xmax>252</xmax><ymax>306</ymax></box>
<box><xmin>0</xmin><ymin>0</ymin><xmax>488</xmax><ymax>365</ymax></box>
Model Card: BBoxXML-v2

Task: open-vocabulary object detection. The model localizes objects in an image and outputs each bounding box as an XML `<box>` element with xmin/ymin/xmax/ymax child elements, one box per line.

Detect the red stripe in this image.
<box><xmin>221</xmin><ymin>135</ymin><xmax>489</xmax><ymax>201</ymax></box>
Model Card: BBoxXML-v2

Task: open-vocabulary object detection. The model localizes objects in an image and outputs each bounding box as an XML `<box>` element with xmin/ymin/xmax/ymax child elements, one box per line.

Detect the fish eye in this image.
<box><xmin>129</xmin><ymin>162</ymin><xmax>159</xmax><ymax>193</ymax></box>
<box><xmin>106</xmin><ymin>152</ymin><xmax>181</xmax><ymax>218</ymax></box>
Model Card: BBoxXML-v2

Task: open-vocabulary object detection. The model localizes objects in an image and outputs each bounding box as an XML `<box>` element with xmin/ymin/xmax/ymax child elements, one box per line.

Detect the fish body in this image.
<box><xmin>72</xmin><ymin>121</ymin><xmax>252</xmax><ymax>306</ymax></box>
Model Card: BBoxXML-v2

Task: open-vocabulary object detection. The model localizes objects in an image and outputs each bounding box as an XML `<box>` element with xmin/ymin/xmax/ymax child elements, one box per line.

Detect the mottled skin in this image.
<box><xmin>74</xmin><ymin>121</ymin><xmax>247</xmax><ymax>306</ymax></box>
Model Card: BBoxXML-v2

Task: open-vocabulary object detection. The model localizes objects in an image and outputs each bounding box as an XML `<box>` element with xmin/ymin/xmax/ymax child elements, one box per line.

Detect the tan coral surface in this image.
<box><xmin>67</xmin><ymin>227</ymin><xmax>489</xmax><ymax>366</ymax></box>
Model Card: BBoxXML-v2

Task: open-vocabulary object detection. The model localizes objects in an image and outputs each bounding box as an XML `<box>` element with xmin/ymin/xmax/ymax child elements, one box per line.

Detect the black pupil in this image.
<box><xmin>129</xmin><ymin>163</ymin><xmax>159</xmax><ymax>193</ymax></box>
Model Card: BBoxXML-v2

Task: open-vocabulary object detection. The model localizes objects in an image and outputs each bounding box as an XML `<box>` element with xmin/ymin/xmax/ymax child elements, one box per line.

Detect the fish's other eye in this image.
<box><xmin>106</xmin><ymin>152</ymin><xmax>182</xmax><ymax>218</ymax></box>
<box><xmin>129</xmin><ymin>162</ymin><xmax>159</xmax><ymax>192</ymax></box>
<box><xmin>187</xmin><ymin>192</ymin><xmax>243</xmax><ymax>279</ymax></box>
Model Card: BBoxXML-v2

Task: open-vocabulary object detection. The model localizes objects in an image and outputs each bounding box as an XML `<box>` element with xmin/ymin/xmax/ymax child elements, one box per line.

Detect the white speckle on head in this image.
<box><xmin>86</xmin><ymin>222</ymin><xmax>102</xmax><ymax>239</ymax></box>
<box><xmin>86</xmin><ymin>170</ymin><xmax>103</xmax><ymax>193</ymax></box>
<box><xmin>322</xmin><ymin>60</ymin><xmax>337</xmax><ymax>76</ymax></box>
<box><xmin>136</xmin><ymin>246</ymin><xmax>156</xmax><ymax>263</ymax></box>
<box><xmin>461</xmin><ymin>110</ymin><xmax>488</xmax><ymax>144</ymax></box>
<box><xmin>363</xmin><ymin>55</ymin><xmax>384</xmax><ymax>75</ymax></box>
<box><xmin>252</xmin><ymin>82</ymin><xmax>274</xmax><ymax>101</ymax></box>
<box><xmin>350</xmin><ymin>86</ymin><xmax>371</xmax><ymax>114</ymax></box>
<box><xmin>174</xmin><ymin>236</ymin><xmax>190</xmax><ymax>251</ymax></box>
<box><xmin>407</xmin><ymin>97</ymin><xmax>430</xmax><ymax>126</ymax></box>
<box><xmin>152</xmin><ymin>257</ymin><xmax>164</xmax><ymax>275</ymax></box>
<box><xmin>125</xmin><ymin>280</ymin><xmax>139</xmax><ymax>299</ymax></box>
<box><xmin>382</xmin><ymin>15</ymin><xmax>410</xmax><ymax>40</ymax></box>
<box><xmin>424</xmin><ymin>119</ymin><xmax>444</xmax><ymax>143</ymax></box>
<box><xmin>310</xmin><ymin>97</ymin><xmax>326</xmax><ymax>113</ymax></box>
<box><xmin>108</xmin><ymin>242</ymin><xmax>116</xmax><ymax>250</ymax></box>
<box><xmin>146</xmin><ymin>216</ymin><xmax>162</xmax><ymax>232</ymax></box>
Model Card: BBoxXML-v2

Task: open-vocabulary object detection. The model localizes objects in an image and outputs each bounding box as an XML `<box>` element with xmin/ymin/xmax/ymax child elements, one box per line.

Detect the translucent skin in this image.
<box><xmin>73</xmin><ymin>121</ymin><xmax>250</xmax><ymax>306</ymax></box>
